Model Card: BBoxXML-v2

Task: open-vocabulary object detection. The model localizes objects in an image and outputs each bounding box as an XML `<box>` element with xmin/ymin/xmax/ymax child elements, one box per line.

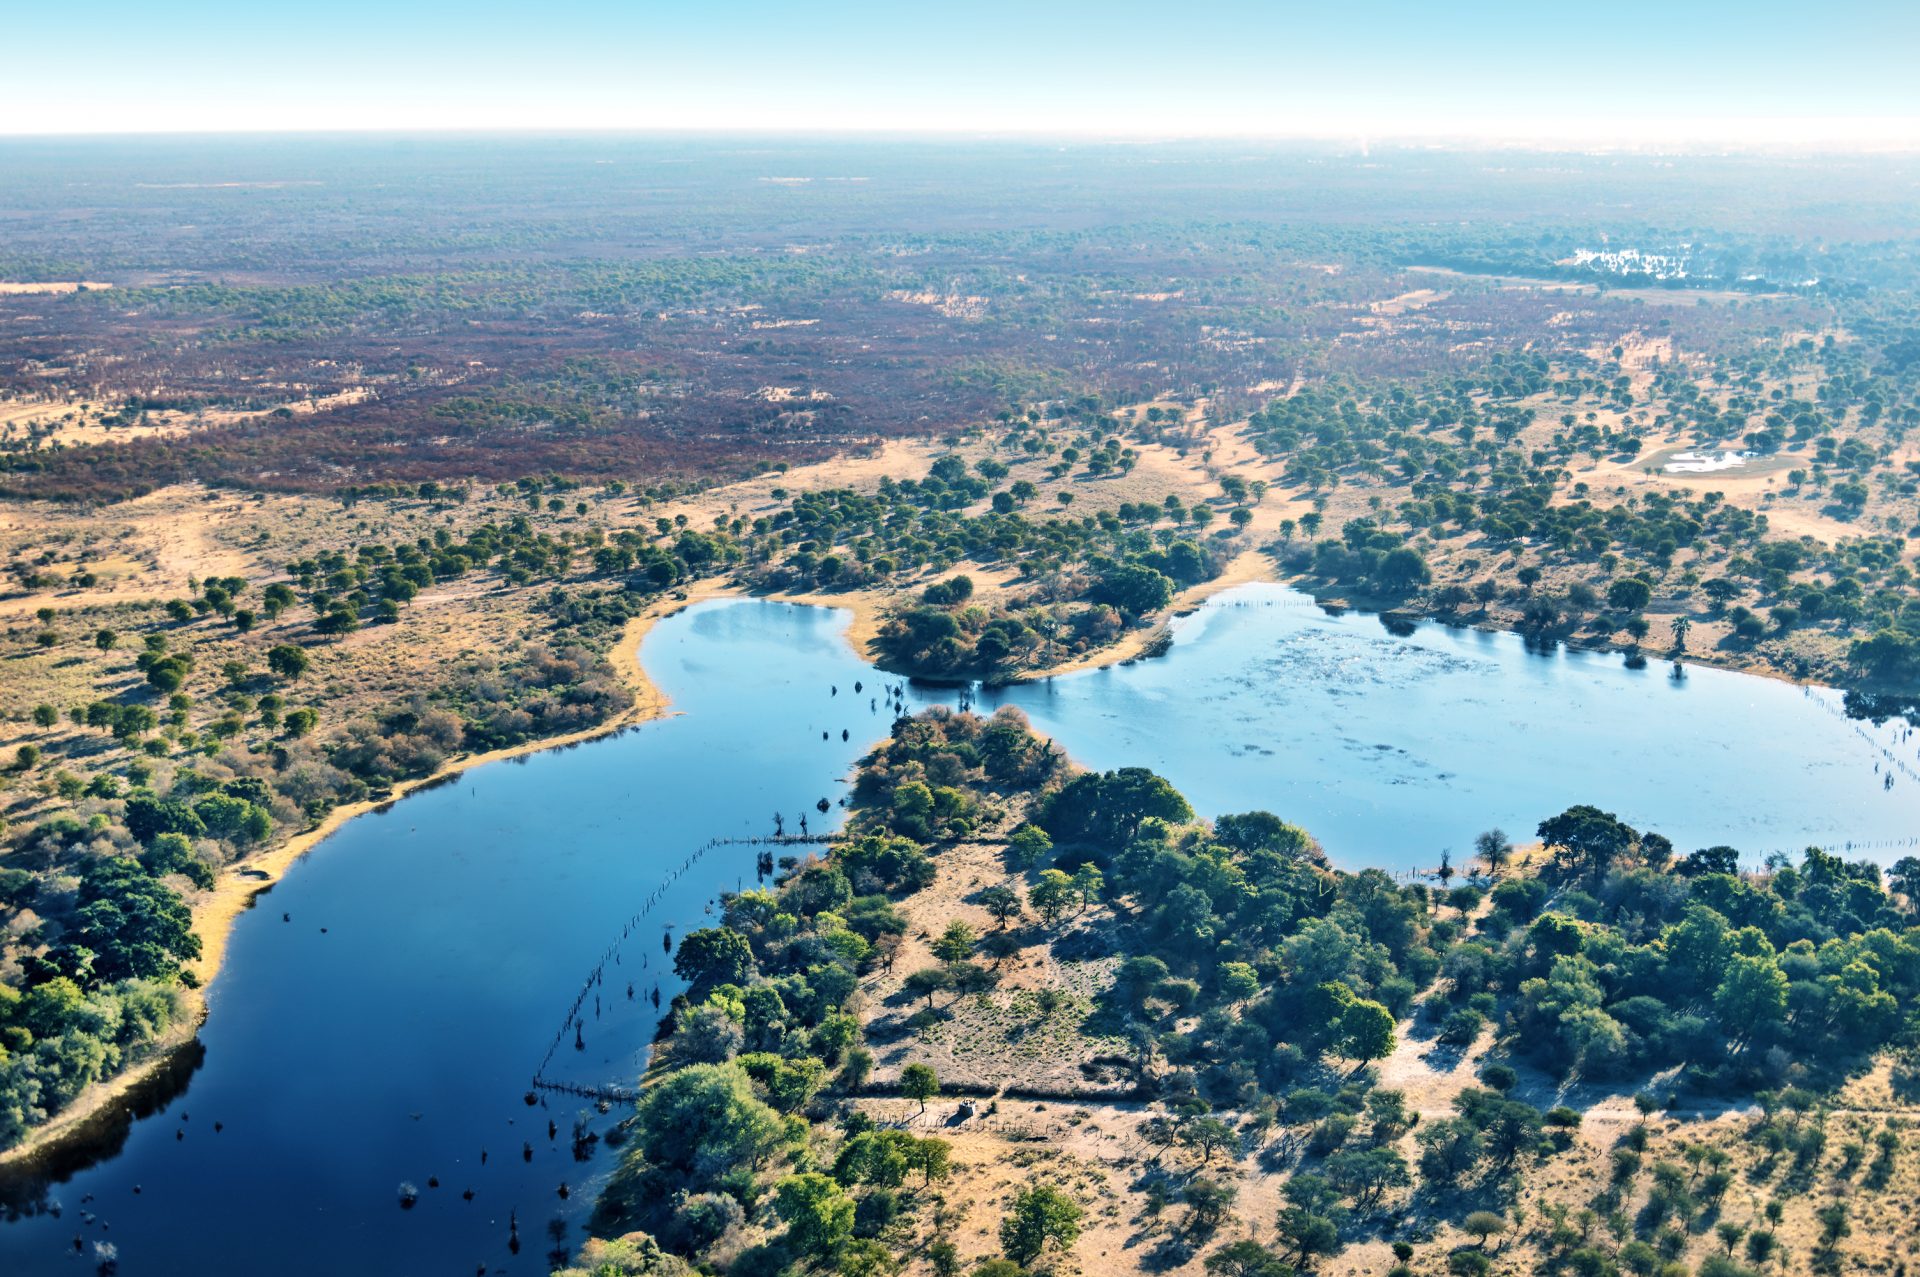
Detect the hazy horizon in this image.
<box><xmin>8</xmin><ymin>0</ymin><xmax>1918</xmax><ymax>149</ymax></box>
<box><xmin>0</xmin><ymin>123</ymin><xmax>1916</xmax><ymax>155</ymax></box>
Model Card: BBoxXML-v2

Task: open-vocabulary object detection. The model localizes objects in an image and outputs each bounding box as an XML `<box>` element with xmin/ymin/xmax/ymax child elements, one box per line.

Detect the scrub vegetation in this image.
<box><xmin>5</xmin><ymin>139</ymin><xmax>1920</xmax><ymax>1224</ymax></box>
<box><xmin>578</xmin><ymin>707</ymin><xmax>1920</xmax><ymax>1277</ymax></box>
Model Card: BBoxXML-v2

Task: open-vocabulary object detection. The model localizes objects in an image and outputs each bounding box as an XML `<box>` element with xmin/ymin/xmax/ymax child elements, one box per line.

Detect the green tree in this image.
<box><xmin>1377</xmin><ymin>547</ymin><xmax>1431</xmax><ymax>594</ymax></box>
<box><xmin>1276</xmin><ymin>1207</ymin><xmax>1342</xmax><ymax>1266</ymax></box>
<box><xmin>738</xmin><ymin>1052</ymin><xmax>826</xmax><ymax>1112</ymax></box>
<box><xmin>908</xmin><ymin>1136</ymin><xmax>952</xmax><ymax>1184</ymax></box>
<box><xmin>674</xmin><ymin>927</ymin><xmax>755</xmax><ymax>986</ymax></box>
<box><xmin>980</xmin><ymin>884</ymin><xmax>1024</xmax><ymax>928</ymax></box>
<box><xmin>1338</xmin><ymin>998</ymin><xmax>1397</xmax><ymax>1066</ymax></box>
<box><xmin>630</xmin><ymin>1063</ymin><xmax>787</xmax><ymax>1185</ymax></box>
<box><xmin>71</xmin><ymin>856</ymin><xmax>201</xmax><ymax>980</ymax></box>
<box><xmin>1537</xmin><ymin>804</ymin><xmax>1637</xmax><ymax>877</ymax></box>
<box><xmin>775</xmin><ymin>1172</ymin><xmax>854</xmax><ymax>1255</ymax></box>
<box><xmin>1607</xmin><ymin>577</ymin><xmax>1653</xmax><ymax>612</ymax></box>
<box><xmin>839</xmin><ymin>1240</ymin><xmax>899</xmax><ymax>1277</ymax></box>
<box><xmin>1006</xmin><ymin>824</ymin><xmax>1053</xmax><ymax>869</ymax></box>
<box><xmin>932</xmin><ymin>920</ymin><xmax>976</xmax><ymax>964</ymax></box>
<box><xmin>1463</xmin><ymin>1211</ymin><xmax>1506</xmax><ymax>1247</ymax></box>
<box><xmin>1172</xmin><ymin>1116</ymin><xmax>1234</xmax><ymax>1165</ymax></box>
<box><xmin>1029</xmin><ymin>870</ymin><xmax>1076</xmax><ymax>925</ymax></box>
<box><xmin>1713</xmin><ymin>953</ymin><xmax>1789</xmax><ymax>1046</ymax></box>
<box><xmin>973</xmin><ymin>1263</ymin><xmax>1026</xmax><ymax>1277</ymax></box>
<box><xmin>1205</xmin><ymin>1240</ymin><xmax>1295</xmax><ymax>1277</ymax></box>
<box><xmin>1040</xmin><ymin>767</ymin><xmax>1192</xmax><ymax>851</ymax></box>
<box><xmin>267</xmin><ymin>644</ymin><xmax>311</xmax><ymax>680</ymax></box>
<box><xmin>1089</xmin><ymin>563</ymin><xmax>1174</xmax><ymax>618</ymax></box>
<box><xmin>1447</xmin><ymin>1252</ymin><xmax>1490</xmax><ymax>1277</ymax></box>
<box><xmin>1000</xmin><ymin>1183</ymin><xmax>1084</xmax><ymax>1266</ymax></box>
<box><xmin>552</xmin><ymin>1232</ymin><xmax>694</xmax><ymax>1277</ymax></box>
<box><xmin>145</xmin><ymin>657</ymin><xmax>190</xmax><ymax>693</ymax></box>
<box><xmin>1850</xmin><ymin>630</ymin><xmax>1920</xmax><ymax>681</ymax></box>
<box><xmin>901</xmin><ymin>1063</ymin><xmax>940</xmax><ymax>1112</ymax></box>
<box><xmin>903</xmin><ymin>966</ymin><xmax>953</xmax><ymax>1007</ymax></box>
<box><xmin>1070</xmin><ymin>863</ymin><xmax>1104</xmax><ymax>914</ymax></box>
<box><xmin>1182</xmin><ymin>1177</ymin><xmax>1238</xmax><ymax>1231</ymax></box>
<box><xmin>1217</xmin><ymin>962</ymin><xmax>1260</xmax><ymax>1004</ymax></box>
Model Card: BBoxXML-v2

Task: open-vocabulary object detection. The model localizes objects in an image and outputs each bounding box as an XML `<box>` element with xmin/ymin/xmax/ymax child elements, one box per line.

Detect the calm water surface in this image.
<box><xmin>981</xmin><ymin>583</ymin><xmax>1920</xmax><ymax>868</ymax></box>
<box><xmin>3</xmin><ymin>585</ymin><xmax>1915</xmax><ymax>1274</ymax></box>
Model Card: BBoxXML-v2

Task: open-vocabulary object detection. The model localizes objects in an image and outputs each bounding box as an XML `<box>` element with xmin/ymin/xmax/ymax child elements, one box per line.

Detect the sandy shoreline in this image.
<box><xmin>0</xmin><ymin>584</ymin><xmax>722</xmax><ymax>1168</ymax></box>
<box><xmin>0</xmin><ymin>565</ymin><xmax>1239</xmax><ymax>1166</ymax></box>
<box><xmin>0</xmin><ymin>557</ymin><xmax>1835</xmax><ymax>1166</ymax></box>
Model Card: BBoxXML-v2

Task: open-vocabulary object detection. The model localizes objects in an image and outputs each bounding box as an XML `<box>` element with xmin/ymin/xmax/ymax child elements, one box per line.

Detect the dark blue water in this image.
<box><xmin>0</xmin><ymin>600</ymin><xmax>894</xmax><ymax>1276</ymax></box>
<box><xmin>3</xmin><ymin>585</ymin><xmax>1914</xmax><ymax>1274</ymax></box>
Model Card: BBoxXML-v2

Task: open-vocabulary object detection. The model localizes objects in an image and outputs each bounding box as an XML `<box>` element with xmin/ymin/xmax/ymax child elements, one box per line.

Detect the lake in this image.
<box><xmin>2</xmin><ymin>584</ymin><xmax>1914</xmax><ymax>1274</ymax></box>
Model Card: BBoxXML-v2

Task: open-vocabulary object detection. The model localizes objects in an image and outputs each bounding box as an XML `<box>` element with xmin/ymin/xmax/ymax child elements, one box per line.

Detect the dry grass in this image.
<box><xmin>841</xmin><ymin>841</ymin><xmax>1920</xmax><ymax>1277</ymax></box>
<box><xmin>858</xmin><ymin>840</ymin><xmax>1135</xmax><ymax>1096</ymax></box>
<box><xmin>0</xmin><ymin>281</ymin><xmax>113</xmax><ymax>294</ymax></box>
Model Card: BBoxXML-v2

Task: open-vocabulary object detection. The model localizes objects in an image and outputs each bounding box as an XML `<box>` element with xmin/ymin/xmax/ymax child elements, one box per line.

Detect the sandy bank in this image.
<box><xmin>1019</xmin><ymin>547</ymin><xmax>1278</xmax><ymax>681</ymax></box>
<box><xmin>769</xmin><ymin>545</ymin><xmax>1285</xmax><ymax>686</ymax></box>
<box><xmin>0</xmin><ymin>584</ymin><xmax>724</xmax><ymax>1167</ymax></box>
<box><xmin>1</xmin><ymin>552</ymin><xmax>1825</xmax><ymax>1166</ymax></box>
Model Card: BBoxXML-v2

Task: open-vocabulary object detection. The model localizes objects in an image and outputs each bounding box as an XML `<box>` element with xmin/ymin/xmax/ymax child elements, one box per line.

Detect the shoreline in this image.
<box><xmin>1290</xmin><ymin>576</ymin><xmax>1824</xmax><ymax>693</ymax></box>
<box><xmin>1013</xmin><ymin>547</ymin><xmax>1278</xmax><ymax>681</ymax></box>
<box><xmin>760</xmin><ymin>547</ymin><xmax>1840</xmax><ymax>697</ymax></box>
<box><xmin>771</xmin><ymin>546</ymin><xmax>1282</xmax><ymax>686</ymax></box>
<box><xmin>0</xmin><ymin>557</ymin><xmax>1862</xmax><ymax>1167</ymax></box>
<box><xmin>0</xmin><ymin>584</ymin><xmax>719</xmax><ymax>1169</ymax></box>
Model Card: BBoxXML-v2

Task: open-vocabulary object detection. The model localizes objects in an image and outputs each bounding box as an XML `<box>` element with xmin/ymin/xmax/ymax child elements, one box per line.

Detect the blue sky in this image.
<box><xmin>9</xmin><ymin>1</ymin><xmax>1919</xmax><ymax>143</ymax></box>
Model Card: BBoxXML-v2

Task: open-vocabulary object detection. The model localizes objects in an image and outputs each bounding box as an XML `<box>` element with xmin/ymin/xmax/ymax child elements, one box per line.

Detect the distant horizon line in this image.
<box><xmin>1</xmin><ymin>118</ymin><xmax>1917</xmax><ymax>157</ymax></box>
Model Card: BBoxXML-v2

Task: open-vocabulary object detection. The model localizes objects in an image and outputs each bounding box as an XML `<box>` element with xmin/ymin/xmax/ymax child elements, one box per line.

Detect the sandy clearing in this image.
<box><xmin>1578</xmin><ymin>447</ymin><xmax>1867</xmax><ymax>545</ymax></box>
<box><xmin>0</xmin><ymin>281</ymin><xmax>113</xmax><ymax>294</ymax></box>
<box><xmin>0</xmin><ymin>486</ymin><xmax>275</xmax><ymax>617</ymax></box>
<box><xmin>0</xmin><ymin>398</ymin><xmax>94</xmax><ymax>428</ymax></box>
<box><xmin>1369</xmin><ymin>288</ymin><xmax>1446</xmax><ymax>316</ymax></box>
<box><xmin>1406</xmin><ymin>265</ymin><xmax>1790</xmax><ymax>306</ymax></box>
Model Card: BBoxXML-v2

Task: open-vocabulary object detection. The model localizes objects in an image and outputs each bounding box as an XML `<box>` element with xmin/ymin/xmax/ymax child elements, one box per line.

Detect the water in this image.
<box><xmin>0</xmin><ymin>600</ymin><xmax>891</xmax><ymax>1276</ymax></box>
<box><xmin>976</xmin><ymin>584</ymin><xmax>1920</xmax><ymax>870</ymax></box>
<box><xmin>3</xmin><ymin>584</ymin><xmax>1915</xmax><ymax>1273</ymax></box>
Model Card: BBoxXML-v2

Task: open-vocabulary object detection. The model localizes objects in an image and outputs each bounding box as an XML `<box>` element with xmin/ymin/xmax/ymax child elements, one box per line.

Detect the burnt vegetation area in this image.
<box><xmin>5</xmin><ymin>141</ymin><xmax>1917</xmax><ymax>501</ymax></box>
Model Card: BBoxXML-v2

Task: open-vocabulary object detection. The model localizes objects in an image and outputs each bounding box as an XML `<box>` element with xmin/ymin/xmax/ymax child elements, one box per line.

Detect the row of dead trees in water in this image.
<box><xmin>530</xmin><ymin>832</ymin><xmax>842</xmax><ymax>1094</ymax></box>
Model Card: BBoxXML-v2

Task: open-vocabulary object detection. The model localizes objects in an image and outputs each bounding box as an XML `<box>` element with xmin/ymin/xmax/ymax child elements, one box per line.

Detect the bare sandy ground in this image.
<box><xmin>1406</xmin><ymin>264</ymin><xmax>1786</xmax><ymax>306</ymax></box>
<box><xmin>0</xmin><ymin>485</ymin><xmax>258</xmax><ymax>617</ymax></box>
<box><xmin>0</xmin><ymin>281</ymin><xmax>113</xmax><ymax>294</ymax></box>
<box><xmin>1581</xmin><ymin>447</ymin><xmax>1864</xmax><ymax>545</ymax></box>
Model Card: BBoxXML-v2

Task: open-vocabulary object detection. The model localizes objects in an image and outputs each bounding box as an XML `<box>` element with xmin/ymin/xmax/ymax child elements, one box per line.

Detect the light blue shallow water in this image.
<box><xmin>977</xmin><ymin>583</ymin><xmax>1920</xmax><ymax>872</ymax></box>
<box><xmin>1</xmin><ymin>585</ymin><xmax>1913</xmax><ymax>1274</ymax></box>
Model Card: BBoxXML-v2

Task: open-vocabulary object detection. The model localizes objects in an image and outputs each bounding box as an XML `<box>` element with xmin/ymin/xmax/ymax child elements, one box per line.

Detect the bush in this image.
<box><xmin>1438</xmin><ymin>1008</ymin><xmax>1485</xmax><ymax>1046</ymax></box>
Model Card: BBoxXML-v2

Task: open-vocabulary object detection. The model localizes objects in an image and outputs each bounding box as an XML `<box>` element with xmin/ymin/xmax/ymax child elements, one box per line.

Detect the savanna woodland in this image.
<box><xmin>3</xmin><ymin>138</ymin><xmax>1920</xmax><ymax>1277</ymax></box>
